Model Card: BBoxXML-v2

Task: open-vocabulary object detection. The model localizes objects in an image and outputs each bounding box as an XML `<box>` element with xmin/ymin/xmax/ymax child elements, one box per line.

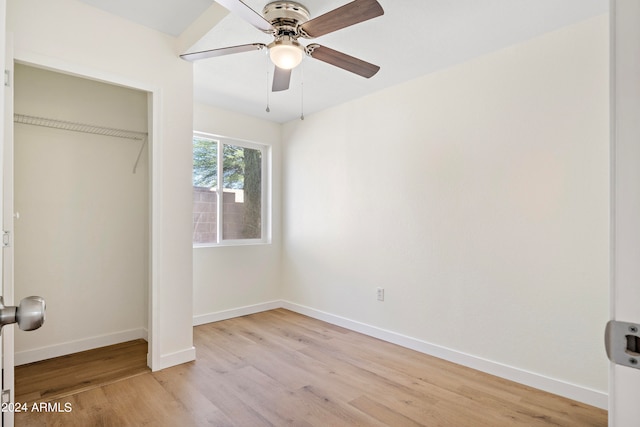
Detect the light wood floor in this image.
<box><xmin>16</xmin><ymin>309</ymin><xmax>607</xmax><ymax>426</ymax></box>
<box><xmin>15</xmin><ymin>339</ymin><xmax>149</xmax><ymax>403</ymax></box>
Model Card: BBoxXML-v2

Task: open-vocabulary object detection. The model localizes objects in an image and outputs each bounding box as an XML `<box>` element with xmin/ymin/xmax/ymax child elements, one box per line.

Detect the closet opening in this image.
<box><xmin>12</xmin><ymin>63</ymin><xmax>152</xmax><ymax>401</ymax></box>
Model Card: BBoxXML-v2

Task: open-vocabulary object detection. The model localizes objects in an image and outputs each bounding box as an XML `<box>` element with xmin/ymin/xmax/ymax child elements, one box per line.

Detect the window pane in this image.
<box><xmin>193</xmin><ymin>137</ymin><xmax>218</xmax><ymax>244</ymax></box>
<box><xmin>222</xmin><ymin>144</ymin><xmax>262</xmax><ymax>240</ymax></box>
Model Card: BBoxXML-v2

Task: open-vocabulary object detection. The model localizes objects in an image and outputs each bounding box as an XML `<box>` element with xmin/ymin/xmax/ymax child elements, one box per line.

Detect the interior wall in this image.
<box><xmin>282</xmin><ymin>15</ymin><xmax>609</xmax><ymax>397</ymax></box>
<box><xmin>192</xmin><ymin>103</ymin><xmax>282</xmax><ymax>323</ymax></box>
<box><xmin>7</xmin><ymin>0</ymin><xmax>195</xmax><ymax>369</ymax></box>
<box><xmin>13</xmin><ymin>64</ymin><xmax>148</xmax><ymax>364</ymax></box>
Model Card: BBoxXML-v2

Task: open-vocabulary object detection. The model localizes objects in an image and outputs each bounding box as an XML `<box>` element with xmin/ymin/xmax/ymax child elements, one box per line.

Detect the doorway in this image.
<box><xmin>11</xmin><ymin>64</ymin><xmax>150</xmax><ymax>392</ymax></box>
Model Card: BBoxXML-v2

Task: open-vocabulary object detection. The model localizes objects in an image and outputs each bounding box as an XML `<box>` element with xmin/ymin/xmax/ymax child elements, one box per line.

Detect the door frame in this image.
<box><xmin>609</xmin><ymin>0</ymin><xmax>640</xmax><ymax>425</ymax></box>
<box><xmin>9</xmin><ymin>50</ymin><xmax>162</xmax><ymax>371</ymax></box>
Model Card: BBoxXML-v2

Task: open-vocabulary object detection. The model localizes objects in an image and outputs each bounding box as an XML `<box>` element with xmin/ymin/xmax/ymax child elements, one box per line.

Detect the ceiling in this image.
<box><xmin>79</xmin><ymin>0</ymin><xmax>608</xmax><ymax>123</ymax></box>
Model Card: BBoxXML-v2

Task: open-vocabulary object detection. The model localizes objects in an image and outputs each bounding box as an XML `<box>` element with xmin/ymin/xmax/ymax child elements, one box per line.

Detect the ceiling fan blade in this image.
<box><xmin>299</xmin><ymin>0</ymin><xmax>384</xmax><ymax>39</ymax></box>
<box><xmin>307</xmin><ymin>44</ymin><xmax>380</xmax><ymax>78</ymax></box>
<box><xmin>272</xmin><ymin>66</ymin><xmax>292</xmax><ymax>92</ymax></box>
<box><xmin>216</xmin><ymin>0</ymin><xmax>274</xmax><ymax>33</ymax></box>
<box><xmin>180</xmin><ymin>43</ymin><xmax>266</xmax><ymax>61</ymax></box>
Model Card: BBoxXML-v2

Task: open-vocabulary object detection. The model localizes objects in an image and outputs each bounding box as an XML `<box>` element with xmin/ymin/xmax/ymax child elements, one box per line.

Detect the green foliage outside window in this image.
<box><xmin>193</xmin><ymin>138</ymin><xmax>251</xmax><ymax>191</ymax></box>
<box><xmin>193</xmin><ymin>137</ymin><xmax>217</xmax><ymax>188</ymax></box>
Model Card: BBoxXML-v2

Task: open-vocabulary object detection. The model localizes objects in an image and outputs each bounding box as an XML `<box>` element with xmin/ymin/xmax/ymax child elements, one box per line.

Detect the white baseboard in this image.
<box><xmin>152</xmin><ymin>346</ymin><xmax>196</xmax><ymax>372</ymax></box>
<box><xmin>280</xmin><ymin>300</ymin><xmax>608</xmax><ymax>410</ymax></box>
<box><xmin>15</xmin><ymin>327</ymin><xmax>148</xmax><ymax>366</ymax></box>
<box><xmin>193</xmin><ymin>300</ymin><xmax>282</xmax><ymax>326</ymax></box>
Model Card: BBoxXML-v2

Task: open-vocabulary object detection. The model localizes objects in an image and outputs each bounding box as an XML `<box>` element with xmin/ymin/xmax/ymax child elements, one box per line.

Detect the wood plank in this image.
<box><xmin>350</xmin><ymin>395</ymin><xmax>425</xmax><ymax>427</ymax></box>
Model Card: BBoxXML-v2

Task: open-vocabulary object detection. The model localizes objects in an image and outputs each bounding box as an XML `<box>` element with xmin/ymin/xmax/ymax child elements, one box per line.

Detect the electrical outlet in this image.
<box><xmin>377</xmin><ymin>287</ymin><xmax>384</xmax><ymax>301</ymax></box>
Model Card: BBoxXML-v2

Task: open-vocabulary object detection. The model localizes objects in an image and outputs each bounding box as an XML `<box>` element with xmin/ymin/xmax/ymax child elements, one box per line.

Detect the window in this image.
<box><xmin>193</xmin><ymin>132</ymin><xmax>269</xmax><ymax>246</ymax></box>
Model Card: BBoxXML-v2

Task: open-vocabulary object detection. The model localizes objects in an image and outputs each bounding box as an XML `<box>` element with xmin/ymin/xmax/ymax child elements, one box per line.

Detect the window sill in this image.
<box><xmin>193</xmin><ymin>240</ymin><xmax>271</xmax><ymax>249</ymax></box>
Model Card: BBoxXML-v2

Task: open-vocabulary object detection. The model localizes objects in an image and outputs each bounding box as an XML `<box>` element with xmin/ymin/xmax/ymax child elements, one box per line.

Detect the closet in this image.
<box><xmin>12</xmin><ymin>64</ymin><xmax>149</xmax><ymax>366</ymax></box>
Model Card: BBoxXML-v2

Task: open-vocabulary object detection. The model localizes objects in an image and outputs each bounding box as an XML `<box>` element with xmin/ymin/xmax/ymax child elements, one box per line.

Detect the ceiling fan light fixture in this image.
<box><xmin>268</xmin><ymin>37</ymin><xmax>304</xmax><ymax>70</ymax></box>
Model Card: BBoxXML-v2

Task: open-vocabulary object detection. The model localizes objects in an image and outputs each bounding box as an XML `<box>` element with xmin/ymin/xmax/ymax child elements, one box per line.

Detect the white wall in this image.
<box><xmin>192</xmin><ymin>103</ymin><xmax>282</xmax><ymax>323</ymax></box>
<box><xmin>282</xmin><ymin>15</ymin><xmax>609</xmax><ymax>402</ymax></box>
<box><xmin>13</xmin><ymin>64</ymin><xmax>148</xmax><ymax>364</ymax></box>
<box><xmin>7</xmin><ymin>0</ymin><xmax>195</xmax><ymax>369</ymax></box>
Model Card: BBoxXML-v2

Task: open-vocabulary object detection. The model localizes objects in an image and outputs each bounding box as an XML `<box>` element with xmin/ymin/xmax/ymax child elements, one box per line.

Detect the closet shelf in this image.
<box><xmin>14</xmin><ymin>114</ymin><xmax>147</xmax><ymax>141</ymax></box>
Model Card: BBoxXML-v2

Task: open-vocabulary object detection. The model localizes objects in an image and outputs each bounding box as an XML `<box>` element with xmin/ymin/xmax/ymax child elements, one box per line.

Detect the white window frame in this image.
<box><xmin>193</xmin><ymin>131</ymin><xmax>271</xmax><ymax>247</ymax></box>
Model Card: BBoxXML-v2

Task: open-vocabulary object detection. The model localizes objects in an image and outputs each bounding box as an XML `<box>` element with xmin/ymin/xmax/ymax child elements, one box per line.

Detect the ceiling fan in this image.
<box><xmin>180</xmin><ymin>0</ymin><xmax>384</xmax><ymax>92</ymax></box>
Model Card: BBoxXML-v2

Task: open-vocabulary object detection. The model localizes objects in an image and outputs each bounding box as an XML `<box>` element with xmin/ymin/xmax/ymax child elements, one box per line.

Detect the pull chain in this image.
<box><xmin>300</xmin><ymin>62</ymin><xmax>305</xmax><ymax>121</ymax></box>
<box><xmin>265</xmin><ymin>53</ymin><xmax>271</xmax><ymax>113</ymax></box>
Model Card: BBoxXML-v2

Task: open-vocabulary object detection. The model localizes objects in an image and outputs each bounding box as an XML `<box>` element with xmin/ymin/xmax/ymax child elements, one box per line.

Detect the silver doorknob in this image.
<box><xmin>0</xmin><ymin>296</ymin><xmax>46</xmax><ymax>332</ymax></box>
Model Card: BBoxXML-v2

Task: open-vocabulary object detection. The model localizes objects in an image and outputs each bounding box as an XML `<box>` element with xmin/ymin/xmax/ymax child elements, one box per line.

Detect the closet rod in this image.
<box><xmin>14</xmin><ymin>114</ymin><xmax>148</xmax><ymax>141</ymax></box>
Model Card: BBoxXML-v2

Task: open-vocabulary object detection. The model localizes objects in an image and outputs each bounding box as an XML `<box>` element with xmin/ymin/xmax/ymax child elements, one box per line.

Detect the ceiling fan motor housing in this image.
<box><xmin>262</xmin><ymin>1</ymin><xmax>310</xmax><ymax>37</ymax></box>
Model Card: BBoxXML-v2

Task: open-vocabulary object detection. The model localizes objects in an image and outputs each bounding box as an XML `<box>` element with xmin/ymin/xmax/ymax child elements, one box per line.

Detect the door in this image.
<box><xmin>609</xmin><ymin>0</ymin><xmax>640</xmax><ymax>425</ymax></box>
<box><xmin>0</xmin><ymin>1</ymin><xmax>12</xmax><ymax>426</ymax></box>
